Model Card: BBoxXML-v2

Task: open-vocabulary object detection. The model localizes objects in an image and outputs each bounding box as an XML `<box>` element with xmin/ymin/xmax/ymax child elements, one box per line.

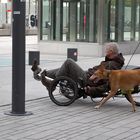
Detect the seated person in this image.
<box><xmin>31</xmin><ymin>42</ymin><xmax>125</xmax><ymax>97</ymax></box>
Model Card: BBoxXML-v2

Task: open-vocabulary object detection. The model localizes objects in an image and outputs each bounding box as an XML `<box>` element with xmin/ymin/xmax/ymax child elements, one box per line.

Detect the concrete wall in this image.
<box><xmin>39</xmin><ymin>41</ymin><xmax>140</xmax><ymax>57</ymax></box>
<box><xmin>39</xmin><ymin>41</ymin><xmax>103</xmax><ymax>57</ymax></box>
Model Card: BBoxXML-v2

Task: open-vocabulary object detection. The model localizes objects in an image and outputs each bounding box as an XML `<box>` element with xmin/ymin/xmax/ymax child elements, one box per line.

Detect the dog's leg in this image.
<box><xmin>127</xmin><ymin>91</ymin><xmax>136</xmax><ymax>112</ymax></box>
<box><xmin>94</xmin><ymin>90</ymin><xmax>117</xmax><ymax>109</ymax></box>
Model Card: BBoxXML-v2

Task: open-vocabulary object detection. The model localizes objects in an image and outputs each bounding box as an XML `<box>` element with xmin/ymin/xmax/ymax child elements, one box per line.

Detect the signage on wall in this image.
<box><xmin>30</xmin><ymin>15</ymin><xmax>37</xmax><ymax>27</ymax></box>
<box><xmin>25</xmin><ymin>14</ymin><xmax>37</xmax><ymax>27</ymax></box>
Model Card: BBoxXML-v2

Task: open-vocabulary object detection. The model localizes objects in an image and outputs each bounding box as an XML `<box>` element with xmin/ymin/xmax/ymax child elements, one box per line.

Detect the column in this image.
<box><xmin>106</xmin><ymin>0</ymin><xmax>111</xmax><ymax>41</ymax></box>
<box><xmin>115</xmin><ymin>0</ymin><xmax>124</xmax><ymax>42</ymax></box>
<box><xmin>97</xmin><ymin>0</ymin><xmax>106</xmax><ymax>44</ymax></box>
<box><xmin>131</xmin><ymin>0</ymin><xmax>136</xmax><ymax>41</ymax></box>
<box><xmin>69</xmin><ymin>1</ymin><xmax>77</xmax><ymax>42</ymax></box>
<box><xmin>79</xmin><ymin>1</ymin><xmax>84</xmax><ymax>40</ymax></box>
<box><xmin>50</xmin><ymin>0</ymin><xmax>56</xmax><ymax>40</ymax></box>
<box><xmin>89</xmin><ymin>0</ymin><xmax>96</xmax><ymax>42</ymax></box>
<box><xmin>85</xmin><ymin>0</ymin><xmax>89</xmax><ymax>41</ymax></box>
<box><xmin>38</xmin><ymin>0</ymin><xmax>42</xmax><ymax>40</ymax></box>
<box><xmin>55</xmin><ymin>0</ymin><xmax>63</xmax><ymax>41</ymax></box>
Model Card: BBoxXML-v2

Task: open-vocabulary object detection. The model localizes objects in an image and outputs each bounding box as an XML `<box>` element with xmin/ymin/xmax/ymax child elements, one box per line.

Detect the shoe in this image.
<box><xmin>31</xmin><ymin>60</ymin><xmax>41</xmax><ymax>72</ymax></box>
<box><xmin>31</xmin><ymin>60</ymin><xmax>42</xmax><ymax>81</ymax></box>
<box><xmin>31</xmin><ymin>60</ymin><xmax>42</xmax><ymax>74</ymax></box>
<box><xmin>41</xmin><ymin>74</ymin><xmax>52</xmax><ymax>90</ymax></box>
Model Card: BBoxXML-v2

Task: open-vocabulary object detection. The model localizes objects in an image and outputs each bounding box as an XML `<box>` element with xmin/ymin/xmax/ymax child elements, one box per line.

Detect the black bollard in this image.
<box><xmin>67</xmin><ymin>48</ymin><xmax>78</xmax><ymax>61</ymax></box>
<box><xmin>5</xmin><ymin>0</ymin><xmax>32</xmax><ymax>116</ymax></box>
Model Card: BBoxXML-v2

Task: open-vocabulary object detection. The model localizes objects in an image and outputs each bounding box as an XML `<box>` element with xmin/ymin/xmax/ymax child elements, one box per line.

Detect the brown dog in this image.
<box><xmin>90</xmin><ymin>65</ymin><xmax>140</xmax><ymax>112</ymax></box>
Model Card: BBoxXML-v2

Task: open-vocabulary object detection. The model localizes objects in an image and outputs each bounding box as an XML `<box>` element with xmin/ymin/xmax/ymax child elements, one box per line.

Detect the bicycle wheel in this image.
<box><xmin>48</xmin><ymin>76</ymin><xmax>78</xmax><ymax>106</ymax></box>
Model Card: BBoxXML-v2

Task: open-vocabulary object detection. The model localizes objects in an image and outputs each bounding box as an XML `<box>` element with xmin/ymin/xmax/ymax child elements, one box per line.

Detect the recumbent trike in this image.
<box><xmin>33</xmin><ymin>67</ymin><xmax>140</xmax><ymax>107</ymax></box>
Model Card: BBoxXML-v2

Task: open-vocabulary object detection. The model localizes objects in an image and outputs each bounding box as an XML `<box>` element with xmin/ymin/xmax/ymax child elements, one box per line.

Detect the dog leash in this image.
<box><xmin>125</xmin><ymin>41</ymin><xmax>140</xmax><ymax>69</ymax></box>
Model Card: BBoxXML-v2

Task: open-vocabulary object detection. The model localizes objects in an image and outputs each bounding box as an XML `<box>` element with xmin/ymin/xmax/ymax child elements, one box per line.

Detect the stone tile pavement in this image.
<box><xmin>0</xmin><ymin>95</ymin><xmax>140</xmax><ymax>140</ymax></box>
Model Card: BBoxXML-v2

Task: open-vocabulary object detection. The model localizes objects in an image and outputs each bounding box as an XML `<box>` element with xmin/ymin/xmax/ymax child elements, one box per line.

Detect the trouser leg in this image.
<box><xmin>55</xmin><ymin>58</ymin><xmax>87</xmax><ymax>83</ymax></box>
<box><xmin>46</xmin><ymin>68</ymin><xmax>59</xmax><ymax>79</ymax></box>
<box><xmin>45</xmin><ymin>58</ymin><xmax>87</xmax><ymax>84</ymax></box>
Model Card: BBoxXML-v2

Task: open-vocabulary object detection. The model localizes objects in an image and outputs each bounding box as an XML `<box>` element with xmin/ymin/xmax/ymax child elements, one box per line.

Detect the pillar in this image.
<box><xmin>69</xmin><ymin>1</ymin><xmax>77</xmax><ymax>42</ymax></box>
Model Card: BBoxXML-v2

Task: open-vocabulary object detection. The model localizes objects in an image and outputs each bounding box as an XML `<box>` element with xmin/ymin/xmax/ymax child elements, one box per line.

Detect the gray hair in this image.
<box><xmin>105</xmin><ymin>42</ymin><xmax>119</xmax><ymax>54</ymax></box>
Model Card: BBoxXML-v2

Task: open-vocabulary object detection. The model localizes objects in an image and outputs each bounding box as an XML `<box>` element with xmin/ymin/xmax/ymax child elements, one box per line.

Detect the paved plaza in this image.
<box><xmin>0</xmin><ymin>96</ymin><xmax>140</xmax><ymax>140</ymax></box>
<box><xmin>0</xmin><ymin>36</ymin><xmax>140</xmax><ymax>139</ymax></box>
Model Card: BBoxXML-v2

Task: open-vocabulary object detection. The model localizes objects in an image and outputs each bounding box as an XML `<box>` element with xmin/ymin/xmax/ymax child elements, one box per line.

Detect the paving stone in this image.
<box><xmin>0</xmin><ymin>97</ymin><xmax>139</xmax><ymax>139</ymax></box>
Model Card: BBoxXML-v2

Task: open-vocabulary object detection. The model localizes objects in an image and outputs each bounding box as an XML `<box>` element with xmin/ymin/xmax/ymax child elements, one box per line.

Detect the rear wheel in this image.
<box><xmin>49</xmin><ymin>76</ymin><xmax>78</xmax><ymax>106</ymax></box>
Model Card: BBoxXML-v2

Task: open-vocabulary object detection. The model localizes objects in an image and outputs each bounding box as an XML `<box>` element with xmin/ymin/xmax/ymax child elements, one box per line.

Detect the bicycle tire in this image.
<box><xmin>48</xmin><ymin>76</ymin><xmax>78</xmax><ymax>106</ymax></box>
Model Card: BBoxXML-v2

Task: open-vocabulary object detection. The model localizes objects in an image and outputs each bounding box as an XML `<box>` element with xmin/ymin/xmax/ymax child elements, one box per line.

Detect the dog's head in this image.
<box><xmin>90</xmin><ymin>65</ymin><xmax>109</xmax><ymax>81</ymax></box>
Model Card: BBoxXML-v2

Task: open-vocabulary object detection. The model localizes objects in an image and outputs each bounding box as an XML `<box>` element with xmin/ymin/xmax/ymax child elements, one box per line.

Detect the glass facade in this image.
<box><xmin>39</xmin><ymin>0</ymin><xmax>97</xmax><ymax>42</ymax></box>
<box><xmin>39</xmin><ymin>0</ymin><xmax>140</xmax><ymax>44</ymax></box>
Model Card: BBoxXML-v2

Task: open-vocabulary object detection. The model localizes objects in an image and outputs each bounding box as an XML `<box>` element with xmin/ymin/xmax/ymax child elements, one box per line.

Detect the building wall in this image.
<box><xmin>38</xmin><ymin>41</ymin><xmax>140</xmax><ymax>57</ymax></box>
<box><xmin>38</xmin><ymin>0</ymin><xmax>140</xmax><ymax>56</ymax></box>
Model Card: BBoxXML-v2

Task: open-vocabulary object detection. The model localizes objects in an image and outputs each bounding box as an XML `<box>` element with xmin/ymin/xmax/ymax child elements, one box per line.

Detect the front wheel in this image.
<box><xmin>48</xmin><ymin>76</ymin><xmax>78</xmax><ymax>106</ymax></box>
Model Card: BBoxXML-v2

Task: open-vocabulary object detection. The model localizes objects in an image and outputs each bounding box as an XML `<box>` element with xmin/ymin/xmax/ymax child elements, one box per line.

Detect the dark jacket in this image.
<box><xmin>86</xmin><ymin>53</ymin><xmax>125</xmax><ymax>87</ymax></box>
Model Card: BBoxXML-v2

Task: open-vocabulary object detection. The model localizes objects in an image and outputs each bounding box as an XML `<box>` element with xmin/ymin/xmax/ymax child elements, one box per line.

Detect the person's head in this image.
<box><xmin>105</xmin><ymin>42</ymin><xmax>119</xmax><ymax>58</ymax></box>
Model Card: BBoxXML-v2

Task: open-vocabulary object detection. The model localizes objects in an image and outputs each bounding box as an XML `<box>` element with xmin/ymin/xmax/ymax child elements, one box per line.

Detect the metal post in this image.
<box><xmin>5</xmin><ymin>0</ymin><xmax>32</xmax><ymax>116</ymax></box>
